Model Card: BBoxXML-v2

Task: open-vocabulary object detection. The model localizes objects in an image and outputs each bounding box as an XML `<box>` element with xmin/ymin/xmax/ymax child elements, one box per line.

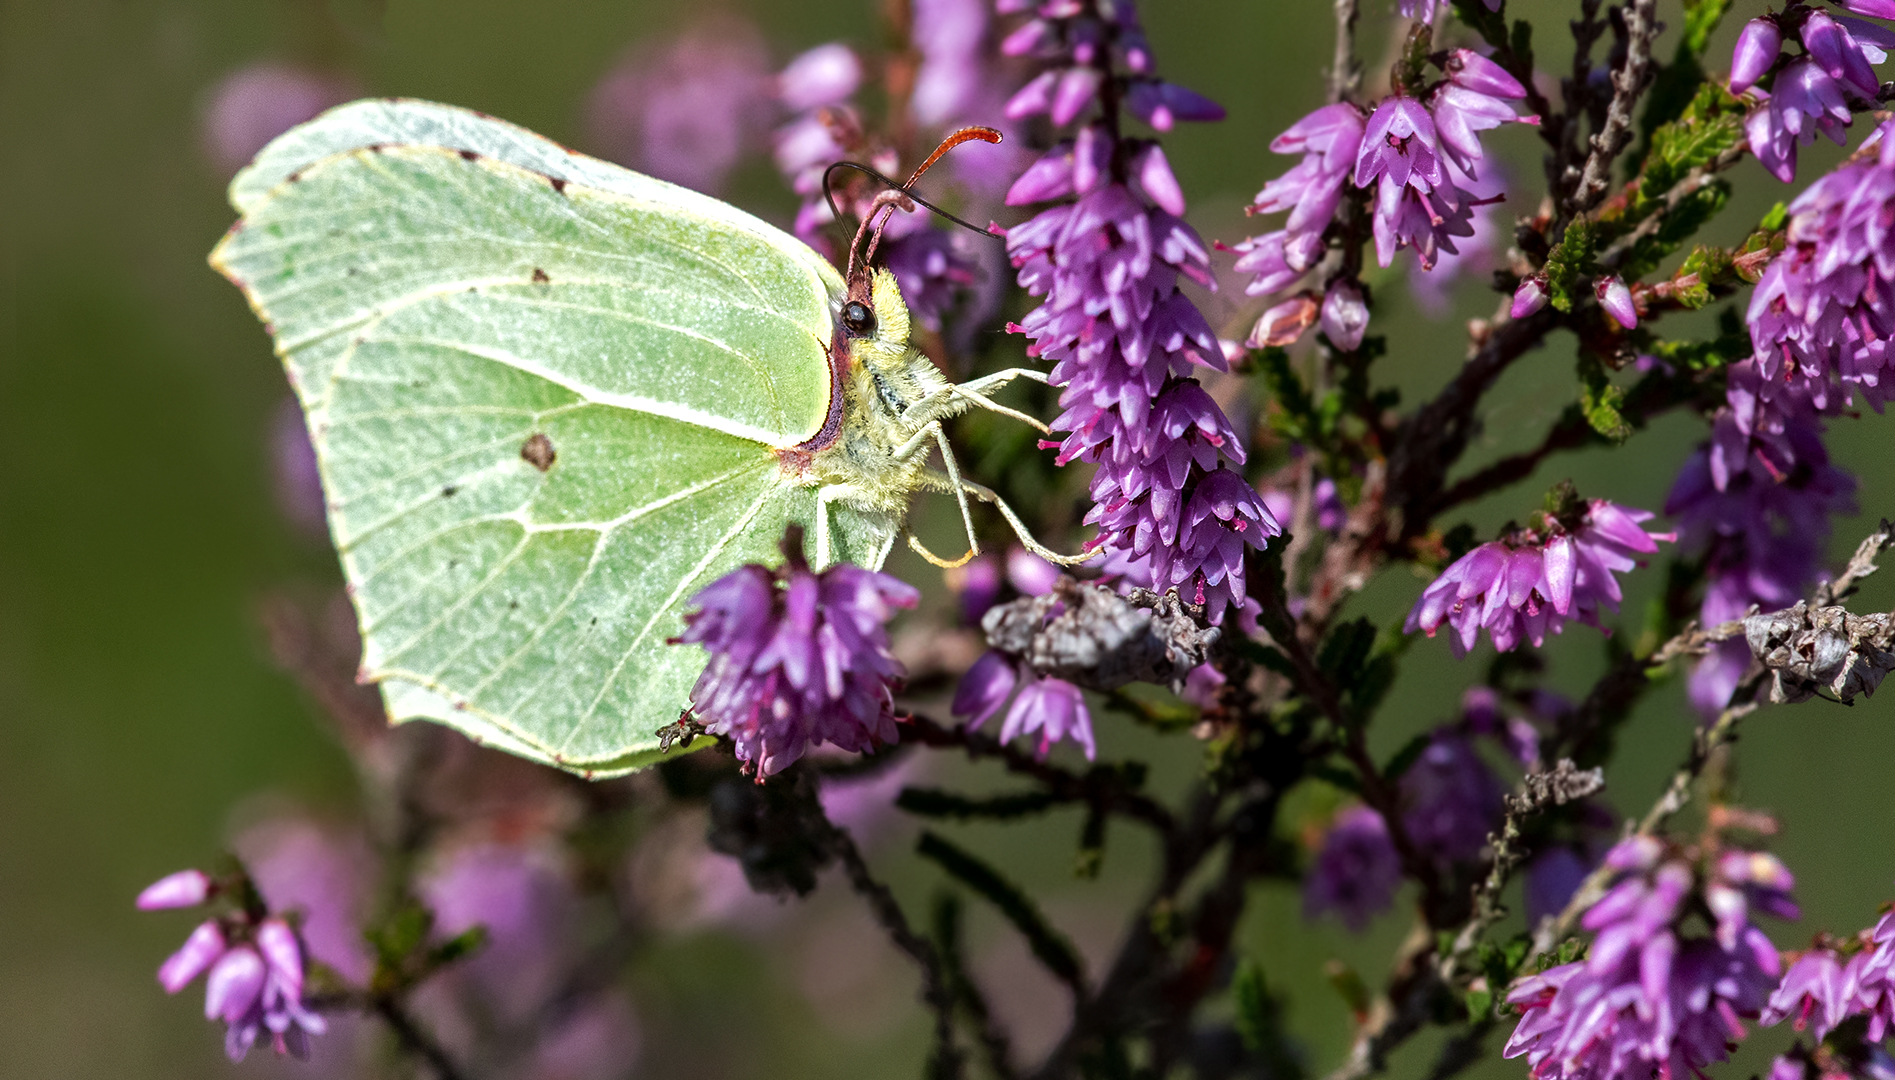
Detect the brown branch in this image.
<box><xmin>817</xmin><ymin>807</ymin><xmax>965</xmax><ymax>1078</ymax></box>
<box><xmin>1566</xmin><ymin>0</ymin><xmax>1660</xmax><ymax>216</ymax></box>
<box><xmin>1596</xmin><ymin>143</ymin><xmax>1750</xmax><ymax>270</ymax></box>
<box><xmin>1387</xmin><ymin>307</ymin><xmax>1559</xmax><ymax>538</ymax></box>
<box><xmin>900</xmin><ymin>712</ymin><xmax>1176</xmax><ymax>833</ymax></box>
<box><xmin>1329</xmin><ymin>0</ymin><xmax>1361</xmax><ymax>103</ymax></box>
<box><xmin>369</xmin><ymin>996</ymin><xmax>470</xmax><ymax>1080</ymax></box>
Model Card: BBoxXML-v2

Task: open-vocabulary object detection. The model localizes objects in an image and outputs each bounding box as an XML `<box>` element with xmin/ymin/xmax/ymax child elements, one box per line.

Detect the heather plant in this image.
<box><xmin>144</xmin><ymin>1</ymin><xmax>1895</xmax><ymax>1077</ymax></box>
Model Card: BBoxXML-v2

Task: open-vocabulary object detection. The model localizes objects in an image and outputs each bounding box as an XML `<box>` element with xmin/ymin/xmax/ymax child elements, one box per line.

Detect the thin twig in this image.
<box><xmin>900</xmin><ymin>712</ymin><xmax>1175</xmax><ymax>832</ymax></box>
<box><xmin>821</xmin><ymin>809</ymin><xmax>965</xmax><ymax>1078</ymax></box>
<box><xmin>1567</xmin><ymin>0</ymin><xmax>1660</xmax><ymax>215</ymax></box>
<box><xmin>1329</xmin><ymin>0</ymin><xmax>1361</xmax><ymax>103</ymax></box>
<box><xmin>371</xmin><ymin>996</ymin><xmax>471</xmax><ymax>1080</ymax></box>
<box><xmin>1596</xmin><ymin>144</ymin><xmax>1750</xmax><ymax>270</ymax></box>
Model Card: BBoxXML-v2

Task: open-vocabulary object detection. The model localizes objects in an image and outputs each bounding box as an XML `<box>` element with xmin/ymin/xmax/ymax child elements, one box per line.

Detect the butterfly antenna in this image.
<box><xmin>824</xmin><ymin>127</ymin><xmax>1005</xmax><ymax>289</ymax></box>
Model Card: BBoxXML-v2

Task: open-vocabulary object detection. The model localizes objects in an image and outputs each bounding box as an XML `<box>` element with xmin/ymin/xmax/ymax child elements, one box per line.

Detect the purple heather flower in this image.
<box><xmin>1504</xmin><ymin>837</ymin><xmax>1793</xmax><ymax>1080</ymax></box>
<box><xmin>1845</xmin><ymin>0</ymin><xmax>1895</xmax><ymax>18</ymax></box>
<box><xmin>952</xmin><ymin>649</ymin><xmax>1020</xmax><ymax>727</ymax></box>
<box><xmin>950</xmin><ymin>553</ymin><xmax>1004</xmax><ymax>624</ymax></box>
<box><xmin>1248</xmin><ymin>292</ymin><xmax>1321</xmax><ymax>347</ymax></box>
<box><xmin>1251</xmin><ymin>102</ymin><xmax>1366</xmax><ymax>240</ymax></box>
<box><xmin>1400</xmin><ymin>0</ymin><xmax>1500</xmax><ymax>19</ymax></box>
<box><xmin>910</xmin><ymin>0</ymin><xmax>989</xmax><ymax>126</ymax></box>
<box><xmin>881</xmin><ymin>227</ymin><xmax>978</xmax><ymax>331</ymax></box>
<box><xmin>1763</xmin><ymin>949</ymin><xmax>1852</xmax><ymax>1038</ymax></box>
<box><xmin>1313</xmin><ymin>477</ymin><xmax>1347</xmax><ymax>532</ymax></box>
<box><xmin>159</xmin><ymin>920</ymin><xmax>228</xmax><ymax>993</ymax></box>
<box><xmin>998</xmin><ymin>676</ymin><xmax>1095</xmax><ymax>759</ymax></box>
<box><xmin>1405</xmin><ymin>500</ymin><xmax>1674</xmax><ymax>656</ymax></box>
<box><xmin>1433</xmin><ymin>50</ymin><xmax>1535</xmax><ymax>179</ymax></box>
<box><xmin>137</xmin><ymin>869</ymin><xmax>213</xmax><ymax>910</ymax></box>
<box><xmin>1410</xmin><ymin>163</ymin><xmax>1507</xmax><ymax>317</ymax></box>
<box><xmin>1007</xmin><ymin>546</ymin><xmax>1061</xmax><ymax>596</ymax></box>
<box><xmin>1742</xmin><ymin>16</ymin><xmax>1895</xmax><ymax>185</ymax></box>
<box><xmin>1525</xmin><ymin>847</ymin><xmax>1592</xmax><ymax>926</ymax></box>
<box><xmin>1851</xmin><ymin>911</ymin><xmax>1895</xmax><ymax>1040</ymax></box>
<box><xmin>201</xmin><ymin>928</ymin><xmax>326</xmax><ymax>1062</ymax></box>
<box><xmin>1667</xmin><ymin>428</ymin><xmax>1856</xmax><ymax>718</ymax></box>
<box><xmin>1596</xmin><ymin>275</ymin><xmax>1638</xmax><ymax>328</ymax></box>
<box><xmin>1304</xmin><ymin>805</ymin><xmax>1402</xmax><ymax>932</ymax></box>
<box><xmin>198</xmin><ymin>63</ymin><xmax>354</xmax><ymax>176</ymax></box>
<box><xmin>1732</xmin><ymin>18</ymin><xmax>1784</xmax><ymax>95</ymax></box>
<box><xmin>585</xmin><ymin>16</ymin><xmax>772</xmax><ymax>195</ymax></box>
<box><xmin>675</xmin><ymin>551</ymin><xmax>917</xmax><ymax>776</ymax></box>
<box><xmin>778</xmin><ymin>43</ymin><xmax>862</xmax><ymax>111</ymax></box>
<box><xmin>1401</xmin><ymin>732</ymin><xmax>1504</xmax><ymax>866</ymax></box>
<box><xmin>1321</xmin><ymin>279</ymin><xmax>1369</xmax><ymax>351</ymax></box>
<box><xmin>1007</xmin><ymin>168</ymin><xmax>1277</xmax><ymax>621</ymax></box>
<box><xmin>952</xmin><ymin>649</ymin><xmax>1095</xmax><ymax>759</ymax></box>
<box><xmin>1512</xmin><ymin>274</ymin><xmax>1550</xmax><ymax>318</ymax></box>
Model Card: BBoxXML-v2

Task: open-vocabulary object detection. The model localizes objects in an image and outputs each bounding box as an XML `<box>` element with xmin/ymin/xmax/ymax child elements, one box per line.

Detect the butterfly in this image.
<box><xmin>213</xmin><ymin>98</ymin><xmax>1084</xmax><ymax>776</ymax></box>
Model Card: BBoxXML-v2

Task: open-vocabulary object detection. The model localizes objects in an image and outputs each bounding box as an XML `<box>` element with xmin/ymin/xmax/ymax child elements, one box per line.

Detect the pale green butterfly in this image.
<box><xmin>212</xmin><ymin>99</ymin><xmax>1085</xmax><ymax>777</ymax></box>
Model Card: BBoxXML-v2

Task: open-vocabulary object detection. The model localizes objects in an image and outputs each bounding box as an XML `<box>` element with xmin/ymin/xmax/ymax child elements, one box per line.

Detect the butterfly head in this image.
<box><xmin>840</xmin><ymin>267</ymin><xmax>913</xmax><ymax>374</ymax></box>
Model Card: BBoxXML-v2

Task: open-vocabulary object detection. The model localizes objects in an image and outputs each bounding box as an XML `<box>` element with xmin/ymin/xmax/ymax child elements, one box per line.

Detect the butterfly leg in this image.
<box><xmin>889</xmin><ymin>420</ymin><xmax>981</xmax><ymax>569</ymax></box>
<box><xmin>915</xmin><ymin>469</ymin><xmax>1099</xmax><ymax>568</ymax></box>
<box><xmin>910</xmin><ymin>368</ymin><xmax>1052</xmax><ymax>433</ymax></box>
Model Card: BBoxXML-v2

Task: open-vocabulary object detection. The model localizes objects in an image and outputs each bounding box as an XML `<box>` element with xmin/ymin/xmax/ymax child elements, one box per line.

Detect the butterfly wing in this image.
<box><xmin>213</xmin><ymin>102</ymin><xmax>885</xmax><ymax>775</ymax></box>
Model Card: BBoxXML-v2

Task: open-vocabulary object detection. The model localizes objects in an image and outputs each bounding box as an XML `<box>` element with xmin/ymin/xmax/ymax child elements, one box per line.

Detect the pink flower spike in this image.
<box><xmin>137</xmin><ymin>869</ymin><xmax>213</xmax><ymax>910</ymax></box>
<box><xmin>158</xmin><ymin>920</ymin><xmax>227</xmax><ymax>993</ymax></box>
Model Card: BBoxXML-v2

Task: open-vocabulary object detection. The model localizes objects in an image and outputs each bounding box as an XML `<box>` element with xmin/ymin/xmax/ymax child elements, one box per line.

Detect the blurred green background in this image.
<box><xmin>7</xmin><ymin>1</ymin><xmax>1895</xmax><ymax>1077</ymax></box>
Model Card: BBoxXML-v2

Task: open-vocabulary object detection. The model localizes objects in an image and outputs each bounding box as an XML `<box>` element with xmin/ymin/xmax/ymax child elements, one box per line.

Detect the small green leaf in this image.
<box><xmin>1465</xmin><ymin>987</ymin><xmax>1495</xmax><ymax>1021</ymax></box>
<box><xmin>1317</xmin><ymin>618</ymin><xmax>1377</xmax><ymax>684</ymax></box>
<box><xmin>1544</xmin><ymin>219</ymin><xmax>1599</xmax><ymax>313</ymax></box>
<box><xmin>1681</xmin><ymin>0</ymin><xmax>1733</xmax><ymax>56</ymax></box>
<box><xmin>1578</xmin><ymin>354</ymin><xmax>1632</xmax><ymax>443</ymax></box>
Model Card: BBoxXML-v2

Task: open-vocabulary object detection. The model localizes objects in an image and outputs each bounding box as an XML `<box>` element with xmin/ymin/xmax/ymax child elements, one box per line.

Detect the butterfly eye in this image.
<box><xmin>842</xmin><ymin>301</ymin><xmax>876</xmax><ymax>337</ymax></box>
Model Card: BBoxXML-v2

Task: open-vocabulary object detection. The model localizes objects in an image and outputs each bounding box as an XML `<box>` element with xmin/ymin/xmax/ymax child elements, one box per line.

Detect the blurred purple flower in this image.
<box><xmin>1410</xmin><ymin>165</ymin><xmax>1506</xmax><ymax>317</ymax></box>
<box><xmin>199</xmin><ymin>63</ymin><xmax>354</xmax><ymax>176</ymax></box>
<box><xmin>1007</xmin><ymin>546</ymin><xmax>1060</xmax><ymax>596</ymax></box>
<box><xmin>949</xmin><ymin>552</ymin><xmax>1004</xmax><ymax>624</ymax></box>
<box><xmin>675</xmin><ymin>548</ymin><xmax>917</xmax><ymax>776</ymax></box>
<box><xmin>1400</xmin><ymin>0</ymin><xmax>1499</xmax><ymax>19</ymax></box>
<box><xmin>526</xmin><ymin>991</ymin><xmax>642</xmax><ymax>1080</ymax></box>
<box><xmin>1304</xmin><ymin>805</ymin><xmax>1401</xmax><ymax>932</ymax></box>
<box><xmin>1504</xmin><ymin>837</ymin><xmax>1792</xmax><ymax>1080</ymax></box>
<box><xmin>585</xmin><ymin>16</ymin><xmax>772</xmax><ymax>195</ymax></box>
<box><xmin>1405</xmin><ymin>500</ymin><xmax>1674</xmax><ymax>656</ymax></box>
<box><xmin>1313</xmin><ymin>477</ymin><xmax>1346</xmax><ymax>532</ymax></box>
<box><xmin>1667</xmin><ymin>432</ymin><xmax>1855</xmax><ymax>718</ymax></box>
<box><xmin>419</xmin><ymin>841</ymin><xmax>576</xmax><ymax>1021</ymax></box>
<box><xmin>911</xmin><ymin>0</ymin><xmax>990</xmax><ymax>127</ymax></box>
<box><xmin>235</xmin><ymin>817</ymin><xmax>374</xmax><ymax>984</ymax></box>
<box><xmin>272</xmin><ymin>397</ymin><xmax>327</xmax><ymax>535</ymax></box>
<box><xmin>1401</xmin><ymin>732</ymin><xmax>1503</xmax><ymax>866</ymax></box>
<box><xmin>1525</xmin><ymin>847</ymin><xmax>1591</xmax><ymax>926</ymax></box>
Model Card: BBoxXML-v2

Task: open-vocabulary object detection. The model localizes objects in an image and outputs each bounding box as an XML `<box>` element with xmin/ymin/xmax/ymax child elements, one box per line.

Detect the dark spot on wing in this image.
<box><xmin>521</xmin><ymin>432</ymin><xmax>556</xmax><ymax>472</ymax></box>
<box><xmin>549</xmin><ymin>176</ymin><xmax>568</xmax><ymax>195</ymax></box>
<box><xmin>287</xmin><ymin>169</ymin><xmax>304</xmax><ymax>183</ymax></box>
<box><xmin>458</xmin><ymin>148</ymin><xmax>480</xmax><ymax>162</ymax></box>
<box><xmin>441</xmin><ymin>485</ymin><xmax>459</xmax><ymax>497</ymax></box>
<box><xmin>531</xmin><ymin>268</ymin><xmax>550</xmax><ymax>284</ymax></box>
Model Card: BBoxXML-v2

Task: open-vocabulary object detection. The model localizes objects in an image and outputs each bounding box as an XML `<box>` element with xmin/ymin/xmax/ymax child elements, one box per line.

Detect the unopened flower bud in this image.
<box><xmin>1595</xmin><ymin>275</ymin><xmax>1638</xmax><ymax>328</ymax></box>
<box><xmin>1730</xmin><ymin>19</ymin><xmax>1782</xmax><ymax>94</ymax></box>
<box><xmin>1511</xmin><ymin>275</ymin><xmax>1549</xmax><ymax>319</ymax></box>
<box><xmin>158</xmin><ymin>920</ymin><xmax>228</xmax><ymax>993</ymax></box>
<box><xmin>137</xmin><ymin>869</ymin><xmax>214</xmax><ymax>910</ymax></box>
<box><xmin>1320</xmin><ymin>279</ymin><xmax>1369</xmax><ymax>351</ymax></box>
